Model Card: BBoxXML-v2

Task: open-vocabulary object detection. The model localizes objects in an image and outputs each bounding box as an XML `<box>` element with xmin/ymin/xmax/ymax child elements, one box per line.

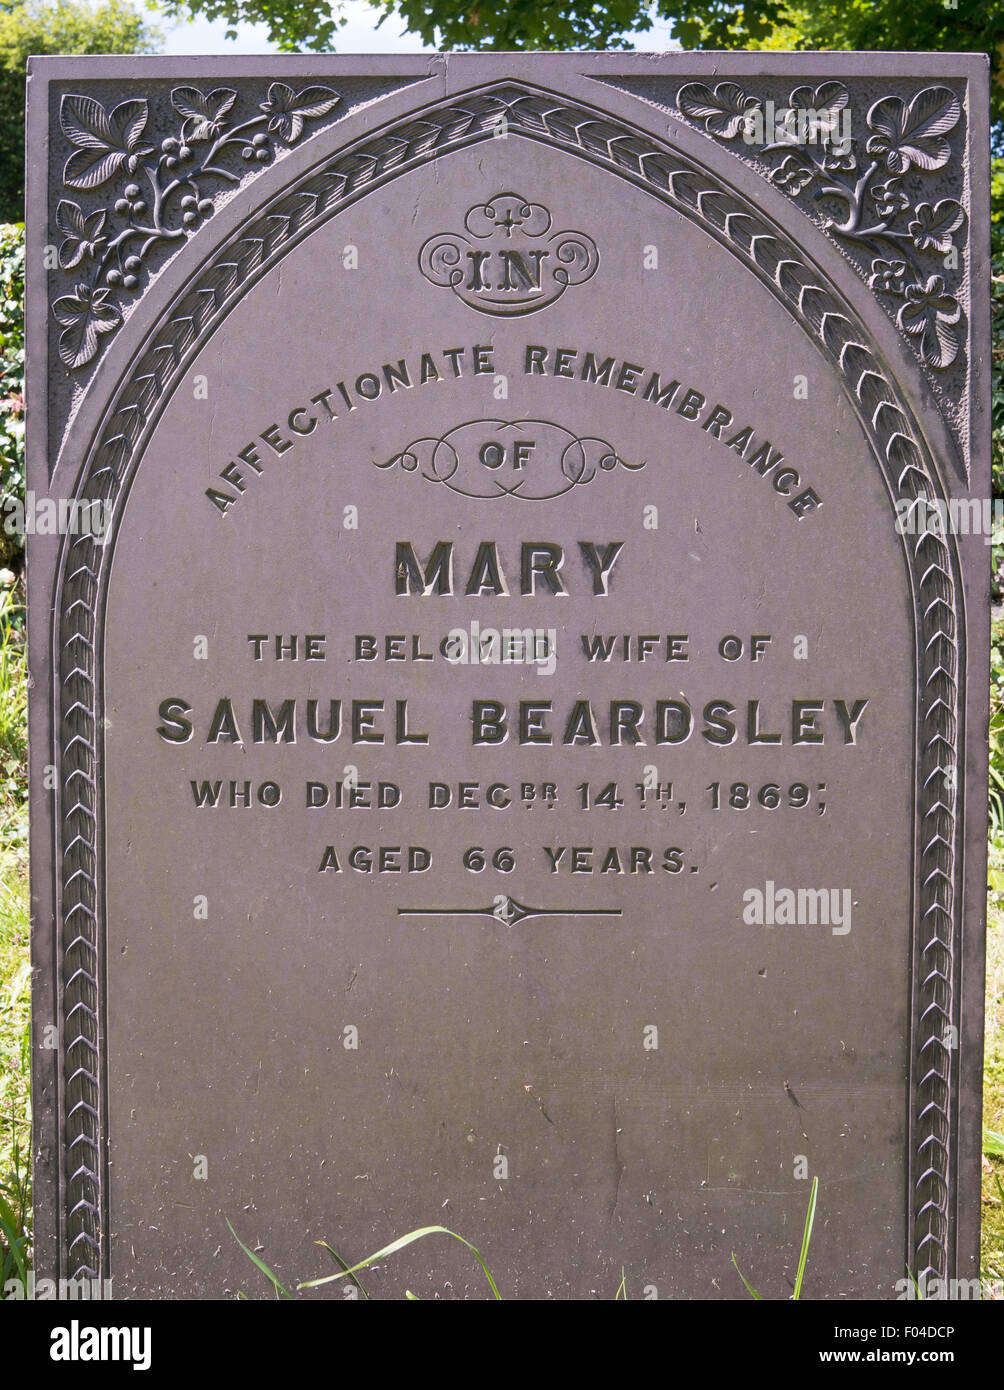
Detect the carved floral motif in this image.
<box><xmin>52</xmin><ymin>83</ymin><xmax>341</xmax><ymax>369</ymax></box>
<box><xmin>676</xmin><ymin>81</ymin><xmax>966</xmax><ymax>371</ymax></box>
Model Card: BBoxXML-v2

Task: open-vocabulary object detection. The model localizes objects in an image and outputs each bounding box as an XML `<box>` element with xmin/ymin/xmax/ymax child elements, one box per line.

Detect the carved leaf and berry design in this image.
<box><xmin>51</xmin><ymin>83</ymin><xmax>341</xmax><ymax>370</ymax></box>
<box><xmin>675</xmin><ymin>80</ymin><xmax>967</xmax><ymax>372</ymax></box>
<box><xmin>52</xmin><ymin>283</ymin><xmax>122</xmax><ymax>372</ymax></box>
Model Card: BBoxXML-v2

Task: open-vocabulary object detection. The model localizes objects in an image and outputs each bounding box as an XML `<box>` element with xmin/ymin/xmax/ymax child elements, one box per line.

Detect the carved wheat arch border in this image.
<box><xmin>50</xmin><ymin>78</ymin><xmax>964</xmax><ymax>1292</ymax></box>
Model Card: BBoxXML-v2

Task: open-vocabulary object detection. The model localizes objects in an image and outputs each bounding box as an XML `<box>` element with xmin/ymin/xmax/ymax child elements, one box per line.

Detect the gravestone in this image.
<box><xmin>27</xmin><ymin>53</ymin><xmax>990</xmax><ymax>1301</ymax></box>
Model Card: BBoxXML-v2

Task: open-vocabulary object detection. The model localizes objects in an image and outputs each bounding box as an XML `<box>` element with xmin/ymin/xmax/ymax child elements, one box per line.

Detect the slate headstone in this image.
<box><xmin>27</xmin><ymin>53</ymin><xmax>990</xmax><ymax>1300</ymax></box>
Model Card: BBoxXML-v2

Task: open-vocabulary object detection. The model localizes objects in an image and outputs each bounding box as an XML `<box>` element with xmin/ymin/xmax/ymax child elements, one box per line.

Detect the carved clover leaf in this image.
<box><xmin>259</xmin><ymin>84</ymin><xmax>340</xmax><ymax>144</ymax></box>
<box><xmin>788</xmin><ymin>81</ymin><xmax>850</xmax><ymax>113</ymax></box>
<box><xmin>821</xmin><ymin>149</ymin><xmax>856</xmax><ymax>173</ymax></box>
<box><xmin>897</xmin><ymin>275</ymin><xmax>961</xmax><ymax>369</ymax></box>
<box><xmin>908</xmin><ymin>199</ymin><xmax>965</xmax><ymax>254</ymax></box>
<box><xmin>872</xmin><ymin>178</ymin><xmax>910</xmax><ymax>219</ymax></box>
<box><xmin>60</xmin><ymin>94</ymin><xmax>154</xmax><ymax>189</ymax></box>
<box><xmin>53</xmin><ymin>283</ymin><xmax>122</xmax><ymax>370</ymax></box>
<box><xmin>865</xmin><ymin>86</ymin><xmax>960</xmax><ymax>175</ymax></box>
<box><xmin>868</xmin><ymin>258</ymin><xmax>908</xmax><ymax>294</ymax></box>
<box><xmin>170</xmin><ymin>86</ymin><xmax>238</xmax><ymax>142</ymax></box>
<box><xmin>55</xmin><ymin>200</ymin><xmax>107</xmax><ymax>269</ymax></box>
<box><xmin>768</xmin><ymin>155</ymin><xmax>815</xmax><ymax>195</ymax></box>
<box><xmin>677</xmin><ymin>82</ymin><xmax>760</xmax><ymax>140</ymax></box>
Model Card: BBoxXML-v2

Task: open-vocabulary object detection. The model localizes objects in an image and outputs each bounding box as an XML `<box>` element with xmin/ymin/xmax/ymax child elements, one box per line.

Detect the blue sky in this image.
<box><xmin>155</xmin><ymin>3</ymin><xmax>678</xmax><ymax>54</ymax></box>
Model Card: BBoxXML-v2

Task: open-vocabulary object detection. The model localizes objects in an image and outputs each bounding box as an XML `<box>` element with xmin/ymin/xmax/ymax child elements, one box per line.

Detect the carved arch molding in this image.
<box><xmin>49</xmin><ymin>78</ymin><xmax>964</xmax><ymax>1289</ymax></box>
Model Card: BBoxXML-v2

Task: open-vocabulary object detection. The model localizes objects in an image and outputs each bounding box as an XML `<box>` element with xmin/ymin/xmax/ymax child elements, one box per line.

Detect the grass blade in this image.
<box><xmin>732</xmin><ymin>1251</ymin><xmax>762</xmax><ymax>1300</ymax></box>
<box><xmin>226</xmin><ymin>1219</ymin><xmax>293</xmax><ymax>1300</ymax></box>
<box><xmin>315</xmin><ymin>1240</ymin><xmax>371</xmax><ymax>1300</ymax></box>
<box><xmin>792</xmin><ymin>1175</ymin><xmax>819</xmax><ymax>1301</ymax></box>
<box><xmin>299</xmin><ymin>1224</ymin><xmax>501</xmax><ymax>1299</ymax></box>
<box><xmin>0</xmin><ymin>1210</ymin><xmax>28</xmax><ymax>1287</ymax></box>
<box><xmin>984</xmin><ymin>1125</ymin><xmax>1004</xmax><ymax>1157</ymax></box>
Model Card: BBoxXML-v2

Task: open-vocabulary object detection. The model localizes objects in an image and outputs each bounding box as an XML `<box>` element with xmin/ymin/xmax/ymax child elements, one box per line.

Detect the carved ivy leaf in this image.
<box><xmin>897</xmin><ymin>275</ymin><xmax>961</xmax><ymax>369</ymax></box>
<box><xmin>908</xmin><ymin>199</ymin><xmax>965</xmax><ymax>254</ymax></box>
<box><xmin>53</xmin><ymin>283</ymin><xmax>122</xmax><ymax>370</ymax></box>
<box><xmin>676</xmin><ymin>82</ymin><xmax>760</xmax><ymax>140</ymax></box>
<box><xmin>865</xmin><ymin>86</ymin><xmax>961</xmax><ymax>175</ymax></box>
<box><xmin>171</xmin><ymin>86</ymin><xmax>238</xmax><ymax>142</ymax></box>
<box><xmin>259</xmin><ymin>84</ymin><xmax>341</xmax><ymax>144</ymax></box>
<box><xmin>60</xmin><ymin>94</ymin><xmax>154</xmax><ymax>189</ymax></box>
<box><xmin>55</xmin><ymin>200</ymin><xmax>107</xmax><ymax>269</ymax></box>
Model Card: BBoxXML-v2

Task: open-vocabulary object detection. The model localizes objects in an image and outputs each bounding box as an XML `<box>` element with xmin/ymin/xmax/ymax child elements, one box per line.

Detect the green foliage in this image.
<box><xmin>0</xmin><ymin>567</ymin><xmax>28</xmax><ymax>1294</ymax></box>
<box><xmin>986</xmin><ymin>1125</ymin><xmax>1004</xmax><ymax>1156</ymax></box>
<box><xmin>165</xmin><ymin>0</ymin><xmax>647</xmax><ymax>52</ymax></box>
<box><xmin>745</xmin><ymin>1</ymin><xmax>1004</xmax><ymax>130</ymax></box>
<box><xmin>985</xmin><ymin>840</ymin><xmax>1004</xmax><ymax>1285</ymax></box>
<box><xmin>163</xmin><ymin>0</ymin><xmax>1004</xmax><ymax>124</ymax></box>
<box><xmin>993</xmin><ymin>158</ymin><xmax>1003</xmax><ymax>575</ymax></box>
<box><xmin>0</xmin><ymin>1128</ymin><xmax>30</xmax><ymax>1296</ymax></box>
<box><xmin>0</xmin><ymin>223</ymin><xmax>22</xmax><ymax>573</ymax></box>
<box><xmin>0</xmin><ymin>1</ymin><xmax>161</xmax><ymax>224</ymax></box>
<box><xmin>0</xmin><ymin>833</ymin><xmax>29</xmax><ymax>1295</ymax></box>
<box><xmin>0</xmin><ymin>582</ymin><xmax>26</xmax><ymax>839</ymax></box>
<box><xmin>989</xmin><ymin>620</ymin><xmax>1004</xmax><ymax>835</ymax></box>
